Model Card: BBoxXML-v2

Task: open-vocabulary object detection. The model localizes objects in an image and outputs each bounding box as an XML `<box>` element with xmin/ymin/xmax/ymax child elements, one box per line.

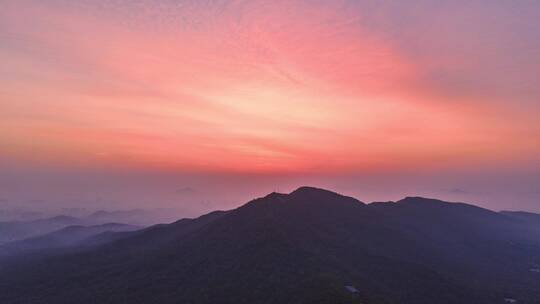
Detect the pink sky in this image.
<box><xmin>1</xmin><ymin>0</ymin><xmax>539</xmax><ymax>214</ymax></box>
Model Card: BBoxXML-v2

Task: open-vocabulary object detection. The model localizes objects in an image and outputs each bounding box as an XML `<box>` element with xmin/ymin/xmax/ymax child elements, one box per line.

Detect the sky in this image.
<box><xmin>1</xmin><ymin>0</ymin><xmax>539</xmax><ymax>216</ymax></box>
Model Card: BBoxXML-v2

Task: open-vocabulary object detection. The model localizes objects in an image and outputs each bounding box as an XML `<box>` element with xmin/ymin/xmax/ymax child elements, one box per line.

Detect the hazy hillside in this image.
<box><xmin>0</xmin><ymin>209</ymin><xmax>178</xmax><ymax>245</ymax></box>
<box><xmin>0</xmin><ymin>215</ymin><xmax>85</xmax><ymax>245</ymax></box>
<box><xmin>0</xmin><ymin>223</ymin><xmax>141</xmax><ymax>260</ymax></box>
<box><xmin>86</xmin><ymin>209</ymin><xmax>182</xmax><ymax>226</ymax></box>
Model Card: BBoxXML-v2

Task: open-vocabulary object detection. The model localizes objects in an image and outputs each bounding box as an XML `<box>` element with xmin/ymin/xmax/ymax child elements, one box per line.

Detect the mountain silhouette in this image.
<box><xmin>0</xmin><ymin>187</ymin><xmax>538</xmax><ymax>304</ymax></box>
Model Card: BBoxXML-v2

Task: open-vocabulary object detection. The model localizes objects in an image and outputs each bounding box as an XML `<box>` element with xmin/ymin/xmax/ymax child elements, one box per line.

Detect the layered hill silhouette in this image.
<box><xmin>0</xmin><ymin>187</ymin><xmax>539</xmax><ymax>304</ymax></box>
<box><xmin>0</xmin><ymin>209</ymin><xmax>177</xmax><ymax>245</ymax></box>
<box><xmin>0</xmin><ymin>215</ymin><xmax>84</xmax><ymax>245</ymax></box>
<box><xmin>0</xmin><ymin>223</ymin><xmax>140</xmax><ymax>260</ymax></box>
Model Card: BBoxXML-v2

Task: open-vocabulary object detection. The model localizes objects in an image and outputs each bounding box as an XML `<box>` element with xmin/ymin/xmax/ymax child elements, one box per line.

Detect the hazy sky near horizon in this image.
<box><xmin>1</xmin><ymin>0</ymin><xmax>539</xmax><ymax>215</ymax></box>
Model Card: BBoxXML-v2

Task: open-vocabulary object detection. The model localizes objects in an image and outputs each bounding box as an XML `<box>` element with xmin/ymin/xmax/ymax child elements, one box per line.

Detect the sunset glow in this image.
<box><xmin>1</xmin><ymin>0</ymin><xmax>539</xmax><ymax>212</ymax></box>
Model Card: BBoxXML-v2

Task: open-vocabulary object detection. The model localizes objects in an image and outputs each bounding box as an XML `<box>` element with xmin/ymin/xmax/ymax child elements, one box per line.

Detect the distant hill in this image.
<box><xmin>0</xmin><ymin>209</ymin><xmax>178</xmax><ymax>245</ymax></box>
<box><xmin>0</xmin><ymin>223</ymin><xmax>141</xmax><ymax>259</ymax></box>
<box><xmin>86</xmin><ymin>209</ymin><xmax>181</xmax><ymax>226</ymax></box>
<box><xmin>0</xmin><ymin>215</ymin><xmax>85</xmax><ymax>245</ymax></box>
<box><xmin>0</xmin><ymin>187</ymin><xmax>538</xmax><ymax>304</ymax></box>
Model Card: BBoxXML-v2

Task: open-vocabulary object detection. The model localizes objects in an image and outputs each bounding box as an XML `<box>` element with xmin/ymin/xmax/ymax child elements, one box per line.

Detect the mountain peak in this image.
<box><xmin>290</xmin><ymin>186</ymin><xmax>344</xmax><ymax>197</ymax></box>
<box><xmin>396</xmin><ymin>196</ymin><xmax>499</xmax><ymax>217</ymax></box>
<box><xmin>241</xmin><ymin>187</ymin><xmax>364</xmax><ymax>211</ymax></box>
<box><xmin>288</xmin><ymin>186</ymin><xmax>365</xmax><ymax>205</ymax></box>
<box><xmin>263</xmin><ymin>191</ymin><xmax>288</xmax><ymax>200</ymax></box>
<box><xmin>398</xmin><ymin>196</ymin><xmax>446</xmax><ymax>204</ymax></box>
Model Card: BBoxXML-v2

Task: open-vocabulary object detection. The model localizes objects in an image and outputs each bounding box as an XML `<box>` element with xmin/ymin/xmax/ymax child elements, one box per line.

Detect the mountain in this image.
<box><xmin>0</xmin><ymin>187</ymin><xmax>539</xmax><ymax>304</ymax></box>
<box><xmin>0</xmin><ymin>209</ymin><xmax>174</xmax><ymax>245</ymax></box>
<box><xmin>0</xmin><ymin>223</ymin><xmax>141</xmax><ymax>260</ymax></box>
<box><xmin>86</xmin><ymin>209</ymin><xmax>181</xmax><ymax>226</ymax></box>
<box><xmin>0</xmin><ymin>215</ymin><xmax>85</xmax><ymax>245</ymax></box>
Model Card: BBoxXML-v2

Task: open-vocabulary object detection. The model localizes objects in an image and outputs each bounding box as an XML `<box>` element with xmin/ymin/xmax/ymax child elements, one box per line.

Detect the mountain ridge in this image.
<box><xmin>0</xmin><ymin>187</ymin><xmax>538</xmax><ymax>304</ymax></box>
